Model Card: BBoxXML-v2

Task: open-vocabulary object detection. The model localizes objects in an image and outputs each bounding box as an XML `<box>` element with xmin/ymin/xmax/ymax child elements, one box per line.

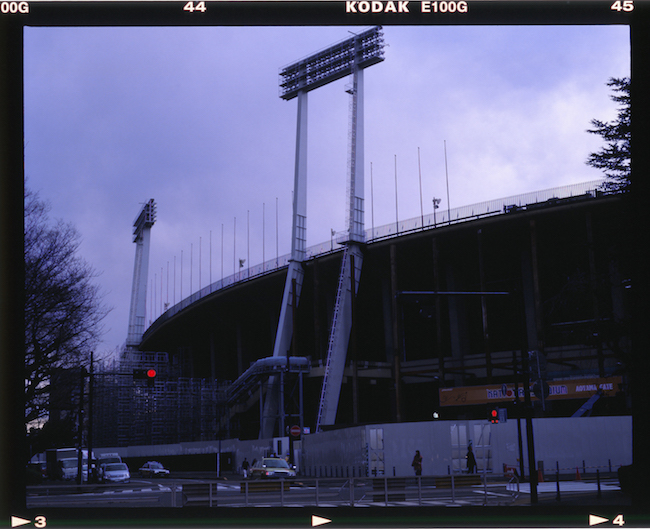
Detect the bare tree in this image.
<box><xmin>24</xmin><ymin>188</ymin><xmax>109</xmax><ymax>430</ymax></box>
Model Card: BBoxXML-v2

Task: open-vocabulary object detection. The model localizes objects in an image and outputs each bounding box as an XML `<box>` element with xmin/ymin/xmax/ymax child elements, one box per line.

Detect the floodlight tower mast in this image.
<box><xmin>126</xmin><ymin>199</ymin><xmax>156</xmax><ymax>347</ymax></box>
<box><xmin>316</xmin><ymin>32</ymin><xmax>376</xmax><ymax>431</ymax></box>
<box><xmin>261</xmin><ymin>27</ymin><xmax>384</xmax><ymax>438</ymax></box>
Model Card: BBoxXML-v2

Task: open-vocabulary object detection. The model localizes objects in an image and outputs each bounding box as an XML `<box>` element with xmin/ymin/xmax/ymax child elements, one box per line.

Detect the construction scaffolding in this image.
<box><xmin>91</xmin><ymin>348</ymin><xmax>230</xmax><ymax>447</ymax></box>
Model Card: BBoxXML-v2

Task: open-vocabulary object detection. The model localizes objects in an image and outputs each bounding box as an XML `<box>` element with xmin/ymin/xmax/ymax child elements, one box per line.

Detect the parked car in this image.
<box><xmin>249</xmin><ymin>458</ymin><xmax>296</xmax><ymax>479</ymax></box>
<box><xmin>100</xmin><ymin>462</ymin><xmax>130</xmax><ymax>483</ymax></box>
<box><xmin>58</xmin><ymin>458</ymin><xmax>88</xmax><ymax>481</ymax></box>
<box><xmin>139</xmin><ymin>461</ymin><xmax>170</xmax><ymax>478</ymax></box>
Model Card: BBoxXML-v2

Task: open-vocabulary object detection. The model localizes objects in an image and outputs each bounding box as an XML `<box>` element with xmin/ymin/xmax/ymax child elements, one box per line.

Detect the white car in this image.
<box><xmin>100</xmin><ymin>462</ymin><xmax>130</xmax><ymax>483</ymax></box>
<box><xmin>59</xmin><ymin>458</ymin><xmax>88</xmax><ymax>481</ymax></box>
<box><xmin>138</xmin><ymin>461</ymin><xmax>170</xmax><ymax>478</ymax></box>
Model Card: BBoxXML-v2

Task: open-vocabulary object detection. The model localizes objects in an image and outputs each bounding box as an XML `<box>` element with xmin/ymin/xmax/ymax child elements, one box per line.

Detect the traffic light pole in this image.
<box><xmin>397</xmin><ymin>289</ymin><xmax>538</xmax><ymax>504</ymax></box>
<box><xmin>513</xmin><ymin>352</ymin><xmax>525</xmax><ymax>482</ymax></box>
<box><xmin>76</xmin><ymin>361</ymin><xmax>157</xmax><ymax>484</ymax></box>
<box><xmin>521</xmin><ymin>349</ymin><xmax>538</xmax><ymax>504</ymax></box>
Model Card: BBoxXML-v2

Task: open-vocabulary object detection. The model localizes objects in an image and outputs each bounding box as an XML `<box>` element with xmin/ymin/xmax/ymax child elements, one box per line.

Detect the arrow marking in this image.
<box><xmin>312</xmin><ymin>515</ymin><xmax>332</xmax><ymax>527</ymax></box>
<box><xmin>589</xmin><ymin>514</ymin><xmax>609</xmax><ymax>526</ymax></box>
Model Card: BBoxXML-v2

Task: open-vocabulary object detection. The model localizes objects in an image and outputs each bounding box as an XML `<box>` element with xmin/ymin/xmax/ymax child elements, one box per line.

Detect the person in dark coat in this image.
<box><xmin>466</xmin><ymin>445</ymin><xmax>477</xmax><ymax>473</ymax></box>
<box><xmin>411</xmin><ymin>450</ymin><xmax>423</xmax><ymax>476</ymax></box>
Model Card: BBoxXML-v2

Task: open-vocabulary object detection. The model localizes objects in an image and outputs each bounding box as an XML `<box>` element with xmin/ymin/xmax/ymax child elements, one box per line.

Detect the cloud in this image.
<box><xmin>23</xmin><ymin>24</ymin><xmax>630</xmax><ymax>355</ymax></box>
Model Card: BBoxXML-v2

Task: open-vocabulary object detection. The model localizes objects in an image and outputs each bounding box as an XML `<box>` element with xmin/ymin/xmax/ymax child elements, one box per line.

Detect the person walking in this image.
<box><xmin>466</xmin><ymin>445</ymin><xmax>477</xmax><ymax>473</ymax></box>
<box><xmin>242</xmin><ymin>457</ymin><xmax>250</xmax><ymax>478</ymax></box>
<box><xmin>411</xmin><ymin>450</ymin><xmax>423</xmax><ymax>476</ymax></box>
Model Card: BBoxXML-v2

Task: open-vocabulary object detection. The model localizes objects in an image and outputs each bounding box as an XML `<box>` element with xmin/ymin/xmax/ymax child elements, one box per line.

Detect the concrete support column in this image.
<box><xmin>432</xmin><ymin>238</ymin><xmax>445</xmax><ymax>380</ymax></box>
<box><xmin>210</xmin><ymin>330</ymin><xmax>217</xmax><ymax>381</ymax></box>
<box><xmin>529</xmin><ymin>220</ymin><xmax>545</xmax><ymax>355</ymax></box>
<box><xmin>520</xmin><ymin>238</ymin><xmax>538</xmax><ymax>353</ymax></box>
<box><xmin>445</xmin><ymin>260</ymin><xmax>468</xmax><ymax>384</ymax></box>
<box><xmin>237</xmin><ymin>323</ymin><xmax>244</xmax><ymax>377</ymax></box>
<box><xmin>477</xmin><ymin>229</ymin><xmax>492</xmax><ymax>382</ymax></box>
<box><xmin>586</xmin><ymin>212</ymin><xmax>605</xmax><ymax>377</ymax></box>
<box><xmin>390</xmin><ymin>244</ymin><xmax>402</xmax><ymax>422</ymax></box>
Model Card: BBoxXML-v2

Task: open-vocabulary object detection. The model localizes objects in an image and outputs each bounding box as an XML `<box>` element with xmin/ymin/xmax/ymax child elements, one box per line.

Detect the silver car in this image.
<box><xmin>138</xmin><ymin>461</ymin><xmax>170</xmax><ymax>478</ymax></box>
<box><xmin>100</xmin><ymin>462</ymin><xmax>130</xmax><ymax>483</ymax></box>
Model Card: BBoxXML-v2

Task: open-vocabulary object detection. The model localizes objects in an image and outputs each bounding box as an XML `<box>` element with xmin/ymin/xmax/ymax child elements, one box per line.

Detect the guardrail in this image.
<box><xmin>142</xmin><ymin>179</ymin><xmax>609</xmax><ymax>338</ymax></box>
<box><xmin>179</xmin><ymin>474</ymin><xmax>522</xmax><ymax>507</ymax></box>
<box><xmin>27</xmin><ymin>470</ymin><xmax>622</xmax><ymax>508</ymax></box>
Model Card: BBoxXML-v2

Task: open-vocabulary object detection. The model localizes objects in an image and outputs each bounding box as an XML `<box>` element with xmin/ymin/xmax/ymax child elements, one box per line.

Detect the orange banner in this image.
<box><xmin>439</xmin><ymin>376</ymin><xmax>622</xmax><ymax>407</ymax></box>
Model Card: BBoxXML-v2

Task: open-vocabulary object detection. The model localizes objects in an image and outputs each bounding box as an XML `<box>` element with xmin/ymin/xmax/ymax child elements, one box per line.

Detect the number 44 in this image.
<box><xmin>184</xmin><ymin>1</ymin><xmax>206</xmax><ymax>12</ymax></box>
<box><xmin>611</xmin><ymin>0</ymin><xmax>633</xmax><ymax>11</ymax></box>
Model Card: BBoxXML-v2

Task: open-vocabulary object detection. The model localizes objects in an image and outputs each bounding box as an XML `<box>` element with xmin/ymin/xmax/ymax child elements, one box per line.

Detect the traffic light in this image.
<box><xmin>489</xmin><ymin>407</ymin><xmax>499</xmax><ymax>424</ymax></box>
<box><xmin>133</xmin><ymin>368</ymin><xmax>157</xmax><ymax>386</ymax></box>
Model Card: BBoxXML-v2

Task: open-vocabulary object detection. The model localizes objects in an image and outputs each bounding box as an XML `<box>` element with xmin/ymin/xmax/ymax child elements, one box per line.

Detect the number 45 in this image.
<box><xmin>184</xmin><ymin>1</ymin><xmax>206</xmax><ymax>12</ymax></box>
<box><xmin>611</xmin><ymin>0</ymin><xmax>633</xmax><ymax>11</ymax></box>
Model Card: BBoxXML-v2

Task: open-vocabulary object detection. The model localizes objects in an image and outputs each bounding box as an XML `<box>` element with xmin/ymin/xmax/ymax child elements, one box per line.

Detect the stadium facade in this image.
<box><xmin>90</xmin><ymin>180</ymin><xmax>632</xmax><ymax>447</ymax></box>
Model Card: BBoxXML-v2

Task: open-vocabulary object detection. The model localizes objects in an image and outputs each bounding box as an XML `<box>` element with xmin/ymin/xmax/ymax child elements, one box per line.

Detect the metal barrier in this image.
<box><xmin>144</xmin><ymin>179</ymin><xmax>608</xmax><ymax>332</ymax></box>
<box><xmin>174</xmin><ymin>474</ymin><xmax>521</xmax><ymax>507</ymax></box>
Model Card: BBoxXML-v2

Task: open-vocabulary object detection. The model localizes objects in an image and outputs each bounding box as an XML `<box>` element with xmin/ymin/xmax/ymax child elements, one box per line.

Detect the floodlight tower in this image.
<box><xmin>261</xmin><ymin>27</ymin><xmax>385</xmax><ymax>438</ymax></box>
<box><xmin>126</xmin><ymin>199</ymin><xmax>156</xmax><ymax>347</ymax></box>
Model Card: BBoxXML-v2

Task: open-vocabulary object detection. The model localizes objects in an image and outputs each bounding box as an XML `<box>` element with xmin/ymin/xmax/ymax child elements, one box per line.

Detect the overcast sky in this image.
<box><xmin>23</xmin><ymin>24</ymin><xmax>629</xmax><ymax>360</ymax></box>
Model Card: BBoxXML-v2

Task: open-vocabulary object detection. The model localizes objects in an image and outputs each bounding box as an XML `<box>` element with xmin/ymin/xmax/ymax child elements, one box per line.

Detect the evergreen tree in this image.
<box><xmin>586</xmin><ymin>77</ymin><xmax>630</xmax><ymax>192</ymax></box>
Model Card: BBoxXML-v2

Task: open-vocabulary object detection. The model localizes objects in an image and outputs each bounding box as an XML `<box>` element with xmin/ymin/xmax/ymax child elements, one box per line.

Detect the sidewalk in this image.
<box><xmin>509</xmin><ymin>483</ymin><xmax>631</xmax><ymax>506</ymax></box>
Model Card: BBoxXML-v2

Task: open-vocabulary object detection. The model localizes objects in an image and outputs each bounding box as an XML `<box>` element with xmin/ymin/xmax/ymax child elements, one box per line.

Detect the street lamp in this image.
<box><xmin>432</xmin><ymin>197</ymin><xmax>441</xmax><ymax>227</ymax></box>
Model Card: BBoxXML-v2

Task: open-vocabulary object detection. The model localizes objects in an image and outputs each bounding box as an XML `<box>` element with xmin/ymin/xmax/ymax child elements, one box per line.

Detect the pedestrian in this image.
<box><xmin>466</xmin><ymin>445</ymin><xmax>477</xmax><ymax>473</ymax></box>
<box><xmin>242</xmin><ymin>457</ymin><xmax>250</xmax><ymax>478</ymax></box>
<box><xmin>411</xmin><ymin>450</ymin><xmax>423</xmax><ymax>476</ymax></box>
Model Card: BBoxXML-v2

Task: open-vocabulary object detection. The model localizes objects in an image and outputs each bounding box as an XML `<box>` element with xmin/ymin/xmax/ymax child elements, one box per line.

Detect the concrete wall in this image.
<box><xmin>97</xmin><ymin>416</ymin><xmax>632</xmax><ymax>478</ymax></box>
<box><xmin>302</xmin><ymin>416</ymin><xmax>632</xmax><ymax>477</ymax></box>
<box><xmin>302</xmin><ymin>426</ymin><xmax>367</xmax><ymax>475</ymax></box>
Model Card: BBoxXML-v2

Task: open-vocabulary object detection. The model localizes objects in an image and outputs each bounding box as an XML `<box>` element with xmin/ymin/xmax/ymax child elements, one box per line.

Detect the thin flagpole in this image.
<box><xmin>418</xmin><ymin>147</ymin><xmax>424</xmax><ymax>228</ymax></box>
<box><xmin>445</xmin><ymin>140</ymin><xmax>451</xmax><ymax>224</ymax></box>
<box><xmin>221</xmin><ymin>224</ymin><xmax>224</xmax><ymax>282</ymax></box>
<box><xmin>394</xmin><ymin>154</ymin><xmax>399</xmax><ymax>234</ymax></box>
<box><xmin>371</xmin><ymin>162</ymin><xmax>375</xmax><ymax>238</ymax></box>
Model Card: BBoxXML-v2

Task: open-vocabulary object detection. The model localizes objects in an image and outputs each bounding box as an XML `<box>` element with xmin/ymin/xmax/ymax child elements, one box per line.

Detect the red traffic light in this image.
<box><xmin>489</xmin><ymin>408</ymin><xmax>499</xmax><ymax>424</ymax></box>
<box><xmin>146</xmin><ymin>369</ymin><xmax>156</xmax><ymax>378</ymax></box>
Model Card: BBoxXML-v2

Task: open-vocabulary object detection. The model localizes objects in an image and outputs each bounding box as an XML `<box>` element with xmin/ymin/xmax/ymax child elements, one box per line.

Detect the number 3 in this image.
<box><xmin>34</xmin><ymin>516</ymin><xmax>46</xmax><ymax>528</ymax></box>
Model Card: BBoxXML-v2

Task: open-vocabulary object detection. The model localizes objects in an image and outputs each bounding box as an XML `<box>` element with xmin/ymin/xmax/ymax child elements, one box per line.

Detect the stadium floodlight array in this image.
<box><xmin>279</xmin><ymin>26</ymin><xmax>385</xmax><ymax>101</ymax></box>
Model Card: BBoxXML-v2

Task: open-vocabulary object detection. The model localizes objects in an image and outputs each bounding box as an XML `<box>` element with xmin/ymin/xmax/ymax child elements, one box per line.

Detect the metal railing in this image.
<box><xmin>26</xmin><ymin>467</ymin><xmax>624</xmax><ymax>509</ymax></box>
<box><xmin>143</xmin><ymin>179</ymin><xmax>608</xmax><ymax>338</ymax></box>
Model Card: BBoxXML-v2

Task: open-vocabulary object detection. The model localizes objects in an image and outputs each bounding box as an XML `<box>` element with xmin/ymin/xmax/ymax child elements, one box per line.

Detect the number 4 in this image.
<box><xmin>183</xmin><ymin>1</ymin><xmax>206</xmax><ymax>12</ymax></box>
<box><xmin>613</xmin><ymin>515</ymin><xmax>625</xmax><ymax>526</ymax></box>
<box><xmin>611</xmin><ymin>0</ymin><xmax>633</xmax><ymax>11</ymax></box>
